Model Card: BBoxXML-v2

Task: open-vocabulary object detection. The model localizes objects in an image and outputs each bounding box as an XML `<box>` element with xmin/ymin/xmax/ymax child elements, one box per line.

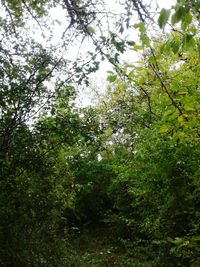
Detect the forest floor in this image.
<box><xmin>68</xmin><ymin>223</ymin><xmax>153</xmax><ymax>267</ymax></box>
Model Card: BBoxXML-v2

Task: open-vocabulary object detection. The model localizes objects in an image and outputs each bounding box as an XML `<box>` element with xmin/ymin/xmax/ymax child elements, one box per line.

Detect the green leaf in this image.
<box><xmin>184</xmin><ymin>104</ymin><xmax>195</xmax><ymax>111</ymax></box>
<box><xmin>107</xmin><ymin>75</ymin><xmax>117</xmax><ymax>83</ymax></box>
<box><xmin>133</xmin><ymin>44</ymin><xmax>143</xmax><ymax>51</ymax></box>
<box><xmin>128</xmin><ymin>70</ymin><xmax>134</xmax><ymax>79</ymax></box>
<box><xmin>141</xmin><ymin>35</ymin><xmax>150</xmax><ymax>47</ymax></box>
<box><xmin>171</xmin><ymin>13</ymin><xmax>177</xmax><ymax>25</ymax></box>
<box><xmin>181</xmin><ymin>12</ymin><xmax>192</xmax><ymax>30</ymax></box>
<box><xmin>134</xmin><ymin>22</ymin><xmax>146</xmax><ymax>33</ymax></box>
<box><xmin>175</xmin><ymin>5</ymin><xmax>186</xmax><ymax>22</ymax></box>
<box><xmin>164</xmin><ymin>109</ymin><xmax>174</xmax><ymax>117</ymax></box>
<box><xmin>183</xmin><ymin>34</ymin><xmax>194</xmax><ymax>48</ymax></box>
<box><xmin>170</xmin><ymin>41</ymin><xmax>180</xmax><ymax>54</ymax></box>
<box><xmin>174</xmin><ymin>131</ymin><xmax>185</xmax><ymax>142</ymax></box>
<box><xmin>158</xmin><ymin>9</ymin><xmax>171</xmax><ymax>29</ymax></box>
<box><xmin>177</xmin><ymin>115</ymin><xmax>184</xmax><ymax>123</ymax></box>
<box><xmin>160</xmin><ymin>125</ymin><xmax>169</xmax><ymax>133</ymax></box>
<box><xmin>87</xmin><ymin>26</ymin><xmax>95</xmax><ymax>34</ymax></box>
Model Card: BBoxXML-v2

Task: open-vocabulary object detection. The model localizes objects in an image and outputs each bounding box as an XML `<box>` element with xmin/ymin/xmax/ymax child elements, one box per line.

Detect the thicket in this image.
<box><xmin>0</xmin><ymin>0</ymin><xmax>200</xmax><ymax>266</ymax></box>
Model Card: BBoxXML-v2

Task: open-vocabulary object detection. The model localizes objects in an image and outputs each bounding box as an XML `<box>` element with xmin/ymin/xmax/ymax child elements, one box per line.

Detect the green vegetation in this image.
<box><xmin>0</xmin><ymin>0</ymin><xmax>200</xmax><ymax>266</ymax></box>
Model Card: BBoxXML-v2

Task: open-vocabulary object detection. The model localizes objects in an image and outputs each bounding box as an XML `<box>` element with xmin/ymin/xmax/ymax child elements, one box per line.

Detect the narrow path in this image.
<box><xmin>68</xmin><ymin>223</ymin><xmax>153</xmax><ymax>267</ymax></box>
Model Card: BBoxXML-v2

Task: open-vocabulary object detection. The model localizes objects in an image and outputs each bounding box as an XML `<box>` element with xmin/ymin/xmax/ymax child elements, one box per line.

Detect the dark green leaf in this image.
<box><xmin>158</xmin><ymin>9</ymin><xmax>171</xmax><ymax>29</ymax></box>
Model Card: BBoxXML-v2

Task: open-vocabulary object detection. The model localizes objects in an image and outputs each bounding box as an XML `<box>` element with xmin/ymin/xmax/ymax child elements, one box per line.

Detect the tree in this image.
<box><xmin>100</xmin><ymin>28</ymin><xmax>200</xmax><ymax>265</ymax></box>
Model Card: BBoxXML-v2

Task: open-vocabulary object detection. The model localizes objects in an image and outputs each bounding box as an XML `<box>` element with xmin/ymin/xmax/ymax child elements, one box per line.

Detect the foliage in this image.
<box><xmin>0</xmin><ymin>0</ymin><xmax>200</xmax><ymax>266</ymax></box>
<box><xmin>99</xmin><ymin>24</ymin><xmax>200</xmax><ymax>266</ymax></box>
